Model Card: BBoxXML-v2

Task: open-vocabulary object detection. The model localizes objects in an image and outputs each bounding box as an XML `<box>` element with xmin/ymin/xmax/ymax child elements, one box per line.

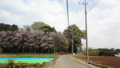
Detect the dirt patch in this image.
<box><xmin>74</xmin><ymin>56</ymin><xmax>120</xmax><ymax>68</ymax></box>
<box><xmin>0</xmin><ymin>54</ymin><xmax>16</xmax><ymax>57</ymax></box>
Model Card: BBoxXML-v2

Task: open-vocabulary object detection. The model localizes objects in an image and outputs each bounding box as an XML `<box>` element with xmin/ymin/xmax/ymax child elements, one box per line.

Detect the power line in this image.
<box><xmin>79</xmin><ymin>0</ymin><xmax>100</xmax><ymax>27</ymax></box>
<box><xmin>78</xmin><ymin>0</ymin><xmax>100</xmax><ymax>27</ymax></box>
<box><xmin>76</xmin><ymin>5</ymin><xmax>84</xmax><ymax>26</ymax></box>
<box><xmin>79</xmin><ymin>15</ymin><xmax>85</xmax><ymax>27</ymax></box>
<box><xmin>87</xmin><ymin>0</ymin><xmax>95</xmax><ymax>8</ymax></box>
<box><xmin>78</xmin><ymin>11</ymin><xmax>85</xmax><ymax>26</ymax></box>
<box><xmin>87</xmin><ymin>0</ymin><xmax>100</xmax><ymax>12</ymax></box>
<box><xmin>74</xmin><ymin>0</ymin><xmax>81</xmax><ymax>24</ymax></box>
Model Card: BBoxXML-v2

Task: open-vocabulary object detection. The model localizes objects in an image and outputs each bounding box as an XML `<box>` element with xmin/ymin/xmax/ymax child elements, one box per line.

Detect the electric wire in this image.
<box><xmin>87</xmin><ymin>0</ymin><xmax>100</xmax><ymax>13</ymax></box>
<box><xmin>73</xmin><ymin>0</ymin><xmax>85</xmax><ymax>26</ymax></box>
<box><xmin>78</xmin><ymin>11</ymin><xmax>85</xmax><ymax>26</ymax></box>
<box><xmin>76</xmin><ymin>5</ymin><xmax>84</xmax><ymax>26</ymax></box>
<box><xmin>79</xmin><ymin>0</ymin><xmax>100</xmax><ymax>28</ymax></box>
<box><xmin>87</xmin><ymin>0</ymin><xmax>95</xmax><ymax>10</ymax></box>
<box><xmin>79</xmin><ymin>17</ymin><xmax>85</xmax><ymax>27</ymax></box>
<box><xmin>74</xmin><ymin>0</ymin><xmax>81</xmax><ymax>24</ymax></box>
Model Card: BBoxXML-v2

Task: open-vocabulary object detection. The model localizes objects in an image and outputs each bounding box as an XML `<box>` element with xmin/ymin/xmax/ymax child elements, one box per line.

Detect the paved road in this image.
<box><xmin>47</xmin><ymin>55</ymin><xmax>89</xmax><ymax>68</ymax></box>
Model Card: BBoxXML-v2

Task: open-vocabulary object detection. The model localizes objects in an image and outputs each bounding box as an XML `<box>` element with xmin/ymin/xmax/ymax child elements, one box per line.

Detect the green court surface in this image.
<box><xmin>0</xmin><ymin>60</ymin><xmax>50</xmax><ymax>64</ymax></box>
<box><xmin>0</xmin><ymin>58</ymin><xmax>53</xmax><ymax>64</ymax></box>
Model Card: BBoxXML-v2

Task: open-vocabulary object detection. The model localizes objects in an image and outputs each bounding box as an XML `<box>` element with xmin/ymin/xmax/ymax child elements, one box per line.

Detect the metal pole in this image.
<box><xmin>72</xmin><ymin>29</ymin><xmax>74</xmax><ymax>55</ymax></box>
<box><xmin>66</xmin><ymin>0</ymin><xmax>69</xmax><ymax>26</ymax></box>
<box><xmin>54</xmin><ymin>36</ymin><xmax>55</xmax><ymax>54</ymax></box>
<box><xmin>66</xmin><ymin>0</ymin><xmax>70</xmax><ymax>54</ymax></box>
<box><xmin>84</xmin><ymin>0</ymin><xmax>89</xmax><ymax>61</ymax></box>
<box><xmin>72</xmin><ymin>33</ymin><xmax>73</xmax><ymax>54</ymax></box>
<box><xmin>72</xmin><ymin>31</ymin><xmax>73</xmax><ymax>54</ymax></box>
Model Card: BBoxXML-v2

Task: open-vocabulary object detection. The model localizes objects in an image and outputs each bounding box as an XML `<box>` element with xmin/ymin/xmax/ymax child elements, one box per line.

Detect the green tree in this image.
<box><xmin>63</xmin><ymin>24</ymin><xmax>86</xmax><ymax>53</ymax></box>
<box><xmin>11</xmin><ymin>24</ymin><xmax>18</xmax><ymax>31</ymax></box>
<box><xmin>0</xmin><ymin>23</ymin><xmax>18</xmax><ymax>31</ymax></box>
<box><xmin>88</xmin><ymin>48</ymin><xmax>101</xmax><ymax>56</ymax></box>
<box><xmin>41</xmin><ymin>26</ymin><xmax>56</xmax><ymax>32</ymax></box>
<box><xmin>0</xmin><ymin>23</ymin><xmax>5</xmax><ymax>31</ymax></box>
<box><xmin>31</xmin><ymin>22</ymin><xmax>48</xmax><ymax>30</ymax></box>
<box><xmin>31</xmin><ymin>22</ymin><xmax>56</xmax><ymax>32</ymax></box>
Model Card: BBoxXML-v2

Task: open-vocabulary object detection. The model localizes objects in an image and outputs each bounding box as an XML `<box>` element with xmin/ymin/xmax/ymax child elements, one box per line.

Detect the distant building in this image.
<box><xmin>115</xmin><ymin>53</ymin><xmax>120</xmax><ymax>57</ymax></box>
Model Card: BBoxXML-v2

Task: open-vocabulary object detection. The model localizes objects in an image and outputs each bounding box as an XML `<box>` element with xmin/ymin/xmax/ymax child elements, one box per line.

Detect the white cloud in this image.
<box><xmin>86</xmin><ymin>0</ymin><xmax>120</xmax><ymax>48</ymax></box>
<box><xmin>0</xmin><ymin>0</ymin><xmax>67</xmax><ymax>32</ymax></box>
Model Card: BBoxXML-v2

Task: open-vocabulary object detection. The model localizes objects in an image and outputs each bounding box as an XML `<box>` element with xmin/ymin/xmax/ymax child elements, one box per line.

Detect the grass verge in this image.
<box><xmin>9</xmin><ymin>54</ymin><xmax>59</xmax><ymax>58</ymax></box>
<box><xmin>88</xmin><ymin>62</ymin><xmax>112</xmax><ymax>68</ymax></box>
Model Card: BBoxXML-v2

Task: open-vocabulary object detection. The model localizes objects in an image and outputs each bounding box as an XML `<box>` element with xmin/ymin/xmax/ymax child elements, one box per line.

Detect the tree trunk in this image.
<box><xmin>47</xmin><ymin>48</ymin><xmax>49</xmax><ymax>53</ymax></box>
<box><xmin>38</xmin><ymin>47</ymin><xmax>40</xmax><ymax>53</ymax></box>
<box><xmin>35</xmin><ymin>47</ymin><xmax>36</xmax><ymax>53</ymax></box>
<box><xmin>17</xmin><ymin>49</ymin><xmax>18</xmax><ymax>54</ymax></box>
<box><xmin>11</xmin><ymin>47</ymin><xmax>13</xmax><ymax>53</ymax></box>
<box><xmin>29</xmin><ymin>47</ymin><xmax>30</xmax><ymax>53</ymax></box>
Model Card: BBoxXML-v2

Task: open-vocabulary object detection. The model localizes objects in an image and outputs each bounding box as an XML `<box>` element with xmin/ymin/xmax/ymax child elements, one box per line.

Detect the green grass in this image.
<box><xmin>10</xmin><ymin>54</ymin><xmax>59</xmax><ymax>58</ymax></box>
<box><xmin>0</xmin><ymin>53</ymin><xmax>60</xmax><ymax>58</ymax></box>
<box><xmin>0</xmin><ymin>59</ymin><xmax>50</xmax><ymax>64</ymax></box>
<box><xmin>88</xmin><ymin>62</ymin><xmax>112</xmax><ymax>68</ymax></box>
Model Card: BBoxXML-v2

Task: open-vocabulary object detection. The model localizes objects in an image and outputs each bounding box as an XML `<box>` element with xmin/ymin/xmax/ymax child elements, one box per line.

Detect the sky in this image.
<box><xmin>0</xmin><ymin>0</ymin><xmax>120</xmax><ymax>49</ymax></box>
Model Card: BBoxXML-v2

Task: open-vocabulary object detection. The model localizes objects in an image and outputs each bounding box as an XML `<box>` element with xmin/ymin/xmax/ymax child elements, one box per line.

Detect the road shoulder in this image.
<box><xmin>70</xmin><ymin>56</ymin><xmax>100</xmax><ymax>68</ymax></box>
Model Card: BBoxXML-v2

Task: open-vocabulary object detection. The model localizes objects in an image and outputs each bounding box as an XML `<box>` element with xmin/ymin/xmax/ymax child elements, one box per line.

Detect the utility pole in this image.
<box><xmin>66</xmin><ymin>0</ymin><xmax>71</xmax><ymax>54</ymax></box>
<box><xmin>80</xmin><ymin>0</ymin><xmax>89</xmax><ymax>61</ymax></box>
<box><xmin>84</xmin><ymin>0</ymin><xmax>89</xmax><ymax>61</ymax></box>
<box><xmin>72</xmin><ymin>29</ymin><xmax>74</xmax><ymax>54</ymax></box>
<box><xmin>54</xmin><ymin>36</ymin><xmax>55</xmax><ymax>54</ymax></box>
<box><xmin>66</xmin><ymin>0</ymin><xmax>69</xmax><ymax>26</ymax></box>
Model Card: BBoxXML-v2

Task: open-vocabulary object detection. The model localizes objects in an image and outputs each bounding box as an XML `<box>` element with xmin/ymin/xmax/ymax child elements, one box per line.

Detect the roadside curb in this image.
<box><xmin>70</xmin><ymin>56</ymin><xmax>100</xmax><ymax>68</ymax></box>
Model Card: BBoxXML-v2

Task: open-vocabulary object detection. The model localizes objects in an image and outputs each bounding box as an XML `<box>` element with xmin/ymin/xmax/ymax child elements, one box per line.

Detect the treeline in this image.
<box><xmin>0</xmin><ymin>30</ymin><xmax>68</xmax><ymax>53</ymax></box>
<box><xmin>0</xmin><ymin>23</ymin><xmax>18</xmax><ymax>31</ymax></box>
<box><xmin>88</xmin><ymin>48</ymin><xmax>120</xmax><ymax>56</ymax></box>
<box><xmin>0</xmin><ymin>22</ymin><xmax>85</xmax><ymax>54</ymax></box>
<box><xmin>0</xmin><ymin>22</ymin><xmax>69</xmax><ymax>54</ymax></box>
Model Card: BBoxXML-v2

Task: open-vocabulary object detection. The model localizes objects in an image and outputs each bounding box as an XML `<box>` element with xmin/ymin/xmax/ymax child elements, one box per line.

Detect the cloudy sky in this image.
<box><xmin>0</xmin><ymin>0</ymin><xmax>120</xmax><ymax>49</ymax></box>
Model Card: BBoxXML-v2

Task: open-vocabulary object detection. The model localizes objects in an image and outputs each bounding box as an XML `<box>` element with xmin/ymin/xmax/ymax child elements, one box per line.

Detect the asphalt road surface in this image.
<box><xmin>47</xmin><ymin>55</ymin><xmax>89</xmax><ymax>68</ymax></box>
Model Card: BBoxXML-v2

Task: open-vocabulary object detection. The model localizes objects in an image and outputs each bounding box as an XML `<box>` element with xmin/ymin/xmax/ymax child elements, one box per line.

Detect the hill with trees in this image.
<box><xmin>0</xmin><ymin>23</ymin><xmax>18</xmax><ymax>31</ymax></box>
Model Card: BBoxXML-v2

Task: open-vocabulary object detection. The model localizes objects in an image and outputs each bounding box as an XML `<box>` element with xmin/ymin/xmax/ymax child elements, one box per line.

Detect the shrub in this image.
<box><xmin>8</xmin><ymin>59</ymin><xmax>14</xmax><ymax>65</ymax></box>
<box><xmin>88</xmin><ymin>48</ymin><xmax>101</xmax><ymax>56</ymax></box>
<box><xmin>99</xmin><ymin>49</ymin><xmax>115</xmax><ymax>56</ymax></box>
<box><xmin>8</xmin><ymin>59</ymin><xmax>15</xmax><ymax>68</ymax></box>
